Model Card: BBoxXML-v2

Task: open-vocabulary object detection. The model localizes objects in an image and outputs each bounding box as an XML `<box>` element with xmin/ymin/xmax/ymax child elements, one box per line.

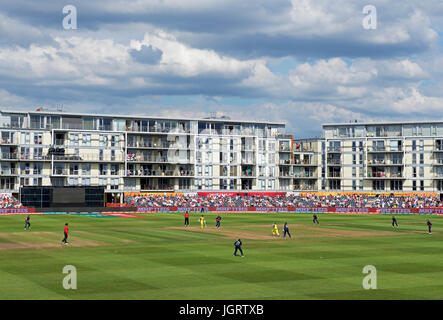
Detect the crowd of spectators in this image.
<box><xmin>0</xmin><ymin>193</ymin><xmax>23</xmax><ymax>208</ymax></box>
<box><xmin>125</xmin><ymin>193</ymin><xmax>443</xmax><ymax>208</ymax></box>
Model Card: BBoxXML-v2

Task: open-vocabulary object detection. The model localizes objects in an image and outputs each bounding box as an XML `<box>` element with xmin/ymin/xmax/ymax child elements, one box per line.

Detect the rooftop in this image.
<box><xmin>0</xmin><ymin>109</ymin><xmax>286</xmax><ymax>126</ymax></box>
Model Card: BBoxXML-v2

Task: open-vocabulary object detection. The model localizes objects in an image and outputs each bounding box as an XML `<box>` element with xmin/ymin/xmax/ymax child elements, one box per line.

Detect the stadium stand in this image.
<box><xmin>125</xmin><ymin>193</ymin><xmax>443</xmax><ymax>209</ymax></box>
<box><xmin>0</xmin><ymin>193</ymin><xmax>23</xmax><ymax>208</ymax></box>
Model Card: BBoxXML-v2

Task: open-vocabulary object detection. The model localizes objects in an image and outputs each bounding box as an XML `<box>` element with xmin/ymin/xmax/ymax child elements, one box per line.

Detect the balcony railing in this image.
<box><xmin>293</xmin><ymin>173</ymin><xmax>315</xmax><ymax>178</ymax></box>
<box><xmin>327</xmin><ymin>147</ymin><xmax>341</xmax><ymax>152</ymax></box>
<box><xmin>293</xmin><ymin>185</ymin><xmax>316</xmax><ymax>190</ymax></box>
<box><xmin>0</xmin><ymin>169</ymin><xmax>18</xmax><ymax>175</ymax></box>
<box><xmin>327</xmin><ymin>159</ymin><xmax>341</xmax><ymax>165</ymax></box>
<box><xmin>367</xmin><ymin>172</ymin><xmax>403</xmax><ymax>178</ymax></box>
<box><xmin>55</xmin><ymin>139</ymin><xmax>65</xmax><ymax>146</ymax></box>
<box><xmin>126</xmin><ymin>170</ymin><xmax>194</xmax><ymax>177</ymax></box>
<box><xmin>0</xmin><ymin>138</ymin><xmax>16</xmax><ymax>145</ymax></box>
<box><xmin>327</xmin><ymin>173</ymin><xmax>341</xmax><ymax>178</ymax></box>
<box><xmin>294</xmin><ymin>159</ymin><xmax>313</xmax><ymax>165</ymax></box>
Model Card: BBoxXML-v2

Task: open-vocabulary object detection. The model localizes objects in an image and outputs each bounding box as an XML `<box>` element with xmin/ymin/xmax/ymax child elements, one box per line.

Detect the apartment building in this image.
<box><xmin>277</xmin><ymin>138</ymin><xmax>322</xmax><ymax>191</ymax></box>
<box><xmin>322</xmin><ymin>121</ymin><xmax>443</xmax><ymax>193</ymax></box>
<box><xmin>0</xmin><ymin>109</ymin><xmax>287</xmax><ymax>201</ymax></box>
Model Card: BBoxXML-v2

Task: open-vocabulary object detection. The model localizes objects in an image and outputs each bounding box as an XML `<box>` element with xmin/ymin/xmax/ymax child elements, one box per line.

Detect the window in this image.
<box><xmin>20</xmin><ymin>163</ymin><xmax>30</xmax><ymax>175</ymax></box>
<box><xmin>33</xmin><ymin>178</ymin><xmax>42</xmax><ymax>186</ymax></box>
<box><xmin>352</xmin><ymin>141</ymin><xmax>356</xmax><ymax>152</ymax></box>
<box><xmin>82</xmin><ymin>178</ymin><xmax>91</xmax><ymax>186</ymax></box>
<box><xmin>33</xmin><ymin>147</ymin><xmax>42</xmax><ymax>160</ymax></box>
<box><xmin>419</xmin><ymin>140</ymin><xmax>424</xmax><ymax>151</ymax></box>
<box><xmin>68</xmin><ymin>177</ymin><xmax>79</xmax><ymax>186</ymax></box>
<box><xmin>420</xmin><ymin>180</ymin><xmax>424</xmax><ymax>191</ymax></box>
<box><xmin>111</xmin><ymin>164</ymin><xmax>119</xmax><ymax>175</ymax></box>
<box><xmin>34</xmin><ymin>133</ymin><xmax>43</xmax><ymax>145</ymax></box>
<box><xmin>352</xmin><ymin>180</ymin><xmax>357</xmax><ymax>190</ymax></box>
<box><xmin>20</xmin><ymin>132</ymin><xmax>30</xmax><ymax>145</ymax></box>
<box><xmin>412</xmin><ymin>140</ymin><xmax>416</xmax><ymax>151</ymax></box>
<box><xmin>412</xmin><ymin>180</ymin><xmax>417</xmax><ymax>191</ymax></box>
<box><xmin>70</xmin><ymin>133</ymin><xmax>79</xmax><ymax>146</ymax></box>
<box><xmin>69</xmin><ymin>163</ymin><xmax>79</xmax><ymax>175</ymax></box>
<box><xmin>110</xmin><ymin>178</ymin><xmax>119</xmax><ymax>189</ymax></box>
<box><xmin>420</xmin><ymin>154</ymin><xmax>424</xmax><ymax>165</ymax></box>
<box><xmin>99</xmin><ymin>164</ymin><xmax>108</xmax><ymax>175</ymax></box>
<box><xmin>390</xmin><ymin>180</ymin><xmax>403</xmax><ymax>191</ymax></box>
<box><xmin>82</xmin><ymin>163</ymin><xmax>91</xmax><ymax>175</ymax></box>
<box><xmin>33</xmin><ymin>163</ymin><xmax>42</xmax><ymax>175</ymax></box>
<box><xmin>82</xmin><ymin>134</ymin><xmax>91</xmax><ymax>146</ymax></box>
<box><xmin>373</xmin><ymin>180</ymin><xmax>385</xmax><ymax>191</ymax></box>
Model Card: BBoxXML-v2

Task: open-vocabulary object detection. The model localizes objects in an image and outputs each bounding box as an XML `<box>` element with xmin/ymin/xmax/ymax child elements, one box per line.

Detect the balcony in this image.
<box><xmin>294</xmin><ymin>159</ymin><xmax>314</xmax><ymax>165</ymax></box>
<box><xmin>366</xmin><ymin>172</ymin><xmax>403</xmax><ymax>179</ymax></box>
<box><xmin>279</xmin><ymin>146</ymin><xmax>291</xmax><ymax>152</ymax></box>
<box><xmin>434</xmin><ymin>141</ymin><xmax>443</xmax><ymax>152</ymax></box>
<box><xmin>0</xmin><ymin>169</ymin><xmax>18</xmax><ymax>175</ymax></box>
<box><xmin>327</xmin><ymin>159</ymin><xmax>341</xmax><ymax>165</ymax></box>
<box><xmin>367</xmin><ymin>146</ymin><xmax>403</xmax><ymax>153</ymax></box>
<box><xmin>241</xmin><ymin>171</ymin><xmax>255</xmax><ymax>177</ymax></box>
<box><xmin>327</xmin><ymin>173</ymin><xmax>341</xmax><ymax>178</ymax></box>
<box><xmin>55</xmin><ymin>139</ymin><xmax>65</xmax><ymax>146</ymax></box>
<box><xmin>52</xmin><ymin>169</ymin><xmax>68</xmax><ymax>176</ymax></box>
<box><xmin>126</xmin><ymin>170</ymin><xmax>194</xmax><ymax>177</ymax></box>
<box><xmin>0</xmin><ymin>138</ymin><xmax>17</xmax><ymax>145</ymax></box>
<box><xmin>1</xmin><ymin>153</ymin><xmax>18</xmax><ymax>160</ymax></box>
<box><xmin>293</xmin><ymin>172</ymin><xmax>316</xmax><ymax>178</ymax></box>
<box><xmin>327</xmin><ymin>147</ymin><xmax>341</xmax><ymax>153</ymax></box>
<box><xmin>293</xmin><ymin>184</ymin><xmax>316</xmax><ymax>191</ymax></box>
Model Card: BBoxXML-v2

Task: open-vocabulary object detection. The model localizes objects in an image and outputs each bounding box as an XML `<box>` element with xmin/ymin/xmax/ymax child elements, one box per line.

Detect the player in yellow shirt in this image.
<box><xmin>199</xmin><ymin>215</ymin><xmax>206</xmax><ymax>229</ymax></box>
<box><xmin>272</xmin><ymin>222</ymin><xmax>280</xmax><ymax>237</ymax></box>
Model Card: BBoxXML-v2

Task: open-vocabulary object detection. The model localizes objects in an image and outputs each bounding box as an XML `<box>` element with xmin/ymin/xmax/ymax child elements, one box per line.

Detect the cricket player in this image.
<box><xmin>392</xmin><ymin>216</ymin><xmax>398</xmax><ymax>229</ymax></box>
<box><xmin>61</xmin><ymin>223</ymin><xmax>69</xmax><ymax>245</ymax></box>
<box><xmin>184</xmin><ymin>211</ymin><xmax>190</xmax><ymax>227</ymax></box>
<box><xmin>216</xmin><ymin>215</ymin><xmax>222</xmax><ymax>229</ymax></box>
<box><xmin>24</xmin><ymin>215</ymin><xmax>31</xmax><ymax>231</ymax></box>
<box><xmin>313</xmin><ymin>214</ymin><xmax>319</xmax><ymax>224</ymax></box>
<box><xmin>427</xmin><ymin>219</ymin><xmax>432</xmax><ymax>234</ymax></box>
<box><xmin>233</xmin><ymin>239</ymin><xmax>244</xmax><ymax>257</ymax></box>
<box><xmin>272</xmin><ymin>222</ymin><xmax>280</xmax><ymax>236</ymax></box>
<box><xmin>283</xmin><ymin>222</ymin><xmax>291</xmax><ymax>238</ymax></box>
<box><xmin>199</xmin><ymin>215</ymin><xmax>206</xmax><ymax>229</ymax></box>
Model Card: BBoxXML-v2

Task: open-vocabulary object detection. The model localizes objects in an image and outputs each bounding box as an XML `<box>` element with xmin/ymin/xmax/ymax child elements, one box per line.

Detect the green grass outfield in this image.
<box><xmin>0</xmin><ymin>212</ymin><xmax>442</xmax><ymax>300</ymax></box>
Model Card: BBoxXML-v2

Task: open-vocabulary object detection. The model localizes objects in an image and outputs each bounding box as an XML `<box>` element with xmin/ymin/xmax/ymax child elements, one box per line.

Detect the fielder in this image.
<box><xmin>427</xmin><ymin>219</ymin><xmax>432</xmax><ymax>234</ymax></box>
<box><xmin>392</xmin><ymin>216</ymin><xmax>398</xmax><ymax>229</ymax></box>
<box><xmin>272</xmin><ymin>222</ymin><xmax>280</xmax><ymax>237</ymax></box>
<box><xmin>313</xmin><ymin>214</ymin><xmax>319</xmax><ymax>224</ymax></box>
<box><xmin>24</xmin><ymin>215</ymin><xmax>31</xmax><ymax>231</ymax></box>
<box><xmin>283</xmin><ymin>222</ymin><xmax>291</xmax><ymax>238</ymax></box>
<box><xmin>199</xmin><ymin>215</ymin><xmax>206</xmax><ymax>229</ymax></box>
<box><xmin>233</xmin><ymin>239</ymin><xmax>244</xmax><ymax>257</ymax></box>
<box><xmin>215</xmin><ymin>215</ymin><xmax>222</xmax><ymax>229</ymax></box>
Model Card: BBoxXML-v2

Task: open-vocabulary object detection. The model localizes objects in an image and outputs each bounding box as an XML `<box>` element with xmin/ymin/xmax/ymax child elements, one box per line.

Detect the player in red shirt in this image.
<box><xmin>61</xmin><ymin>223</ymin><xmax>69</xmax><ymax>244</ymax></box>
<box><xmin>184</xmin><ymin>212</ymin><xmax>190</xmax><ymax>227</ymax></box>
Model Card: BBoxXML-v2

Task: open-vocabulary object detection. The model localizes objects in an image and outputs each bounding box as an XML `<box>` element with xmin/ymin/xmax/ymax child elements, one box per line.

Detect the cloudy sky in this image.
<box><xmin>0</xmin><ymin>0</ymin><xmax>442</xmax><ymax>137</ymax></box>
